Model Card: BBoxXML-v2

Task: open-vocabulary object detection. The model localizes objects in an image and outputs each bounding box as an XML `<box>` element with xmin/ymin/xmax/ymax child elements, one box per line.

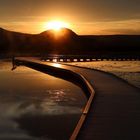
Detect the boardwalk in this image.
<box><xmin>14</xmin><ymin>58</ymin><xmax>140</xmax><ymax>140</ymax></box>
<box><xmin>44</xmin><ymin>62</ymin><xmax>140</xmax><ymax>140</ymax></box>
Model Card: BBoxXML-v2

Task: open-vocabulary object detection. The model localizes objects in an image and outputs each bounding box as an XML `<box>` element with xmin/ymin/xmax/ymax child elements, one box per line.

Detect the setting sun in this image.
<box><xmin>45</xmin><ymin>21</ymin><xmax>70</xmax><ymax>31</ymax></box>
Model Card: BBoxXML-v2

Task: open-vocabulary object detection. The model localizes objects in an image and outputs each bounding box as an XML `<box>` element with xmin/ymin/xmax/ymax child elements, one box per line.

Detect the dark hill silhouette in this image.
<box><xmin>0</xmin><ymin>27</ymin><xmax>140</xmax><ymax>56</ymax></box>
<box><xmin>40</xmin><ymin>28</ymin><xmax>77</xmax><ymax>37</ymax></box>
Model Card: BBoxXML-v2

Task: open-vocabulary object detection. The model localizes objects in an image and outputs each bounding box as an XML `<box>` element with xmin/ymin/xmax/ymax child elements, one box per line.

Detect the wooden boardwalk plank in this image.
<box><xmin>14</xmin><ymin>58</ymin><xmax>140</xmax><ymax>140</ymax></box>
<box><xmin>58</xmin><ymin>64</ymin><xmax>140</xmax><ymax>140</ymax></box>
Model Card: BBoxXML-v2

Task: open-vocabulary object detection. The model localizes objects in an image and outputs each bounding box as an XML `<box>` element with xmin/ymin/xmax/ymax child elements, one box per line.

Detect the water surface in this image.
<box><xmin>0</xmin><ymin>60</ymin><xmax>86</xmax><ymax>140</ymax></box>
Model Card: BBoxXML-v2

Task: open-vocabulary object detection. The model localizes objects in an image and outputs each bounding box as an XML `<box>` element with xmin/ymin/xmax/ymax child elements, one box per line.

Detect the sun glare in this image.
<box><xmin>45</xmin><ymin>21</ymin><xmax>70</xmax><ymax>31</ymax></box>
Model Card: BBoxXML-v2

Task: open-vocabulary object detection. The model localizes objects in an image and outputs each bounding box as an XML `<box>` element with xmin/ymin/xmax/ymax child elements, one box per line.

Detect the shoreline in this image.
<box><xmin>60</xmin><ymin>62</ymin><xmax>140</xmax><ymax>90</ymax></box>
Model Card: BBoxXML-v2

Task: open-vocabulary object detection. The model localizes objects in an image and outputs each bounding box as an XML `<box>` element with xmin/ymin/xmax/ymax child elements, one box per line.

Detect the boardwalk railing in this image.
<box><xmin>70</xmin><ymin>75</ymin><xmax>95</xmax><ymax>140</ymax></box>
<box><xmin>41</xmin><ymin>55</ymin><xmax>140</xmax><ymax>62</ymax></box>
<box><xmin>12</xmin><ymin>58</ymin><xmax>95</xmax><ymax>140</ymax></box>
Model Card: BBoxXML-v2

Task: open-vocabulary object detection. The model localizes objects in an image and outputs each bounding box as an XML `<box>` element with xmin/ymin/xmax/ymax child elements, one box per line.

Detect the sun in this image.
<box><xmin>45</xmin><ymin>20</ymin><xmax>70</xmax><ymax>31</ymax></box>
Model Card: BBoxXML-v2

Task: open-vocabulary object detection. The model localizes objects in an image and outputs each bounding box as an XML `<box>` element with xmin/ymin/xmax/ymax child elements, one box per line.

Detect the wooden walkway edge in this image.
<box><xmin>13</xmin><ymin>58</ymin><xmax>96</xmax><ymax>140</ymax></box>
<box><xmin>13</xmin><ymin>58</ymin><xmax>140</xmax><ymax>140</ymax></box>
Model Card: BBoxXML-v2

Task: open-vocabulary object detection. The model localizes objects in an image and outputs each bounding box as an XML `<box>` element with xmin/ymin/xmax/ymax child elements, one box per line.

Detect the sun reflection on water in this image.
<box><xmin>52</xmin><ymin>63</ymin><xmax>61</xmax><ymax>68</ymax></box>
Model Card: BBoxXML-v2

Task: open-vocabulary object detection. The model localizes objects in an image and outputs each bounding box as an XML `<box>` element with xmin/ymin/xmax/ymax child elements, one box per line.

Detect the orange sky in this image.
<box><xmin>0</xmin><ymin>0</ymin><xmax>140</xmax><ymax>35</ymax></box>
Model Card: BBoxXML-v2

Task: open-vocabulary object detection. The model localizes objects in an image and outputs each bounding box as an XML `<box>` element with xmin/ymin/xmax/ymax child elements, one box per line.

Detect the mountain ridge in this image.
<box><xmin>0</xmin><ymin>27</ymin><xmax>140</xmax><ymax>56</ymax></box>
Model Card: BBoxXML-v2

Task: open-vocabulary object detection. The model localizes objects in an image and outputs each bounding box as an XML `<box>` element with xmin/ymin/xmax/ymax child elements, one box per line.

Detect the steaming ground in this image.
<box><xmin>64</xmin><ymin>61</ymin><xmax>140</xmax><ymax>88</ymax></box>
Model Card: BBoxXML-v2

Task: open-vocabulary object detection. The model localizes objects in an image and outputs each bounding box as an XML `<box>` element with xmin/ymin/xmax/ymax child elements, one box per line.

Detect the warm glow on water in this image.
<box><xmin>52</xmin><ymin>63</ymin><xmax>61</xmax><ymax>68</ymax></box>
<box><xmin>0</xmin><ymin>61</ymin><xmax>86</xmax><ymax>140</ymax></box>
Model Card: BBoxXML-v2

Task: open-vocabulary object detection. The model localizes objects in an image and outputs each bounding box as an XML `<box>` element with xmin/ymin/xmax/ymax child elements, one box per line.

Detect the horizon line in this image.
<box><xmin>1</xmin><ymin>26</ymin><xmax>140</xmax><ymax>36</ymax></box>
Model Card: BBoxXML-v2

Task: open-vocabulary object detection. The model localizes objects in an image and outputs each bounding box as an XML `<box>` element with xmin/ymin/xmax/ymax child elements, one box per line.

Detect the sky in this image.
<box><xmin>0</xmin><ymin>0</ymin><xmax>140</xmax><ymax>35</ymax></box>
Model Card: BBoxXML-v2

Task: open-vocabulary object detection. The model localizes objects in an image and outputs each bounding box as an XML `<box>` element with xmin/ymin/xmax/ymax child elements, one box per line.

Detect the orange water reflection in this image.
<box><xmin>52</xmin><ymin>63</ymin><xmax>61</xmax><ymax>68</ymax></box>
<box><xmin>0</xmin><ymin>61</ymin><xmax>87</xmax><ymax>140</ymax></box>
